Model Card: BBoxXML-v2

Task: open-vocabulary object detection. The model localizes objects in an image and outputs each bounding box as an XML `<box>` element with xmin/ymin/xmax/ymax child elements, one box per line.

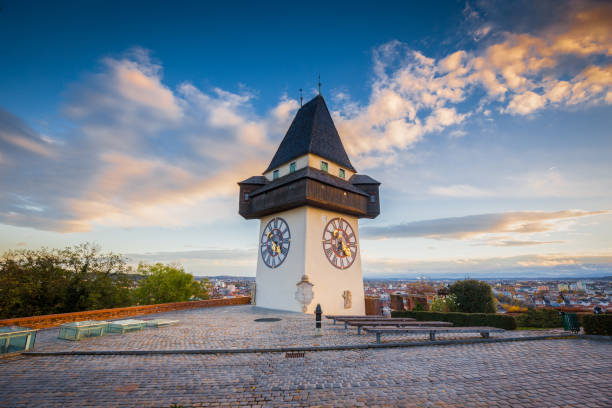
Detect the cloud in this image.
<box><xmin>334</xmin><ymin>3</ymin><xmax>612</xmax><ymax>167</ymax></box>
<box><xmin>428</xmin><ymin>184</ymin><xmax>495</xmax><ymax>198</ymax></box>
<box><xmin>488</xmin><ymin>240</ymin><xmax>565</xmax><ymax>247</ymax></box>
<box><xmin>0</xmin><ymin>49</ymin><xmax>298</xmax><ymax>232</ymax></box>
<box><xmin>428</xmin><ymin>167</ymin><xmax>612</xmax><ymax>199</ymax></box>
<box><xmin>363</xmin><ymin>252</ymin><xmax>612</xmax><ymax>277</ymax></box>
<box><xmin>126</xmin><ymin>248</ymin><xmax>257</xmax><ymax>276</ymax></box>
<box><xmin>361</xmin><ymin>210</ymin><xmax>608</xmax><ymax>240</ymax></box>
<box><xmin>0</xmin><ymin>108</ymin><xmax>57</xmax><ymax>159</ymax></box>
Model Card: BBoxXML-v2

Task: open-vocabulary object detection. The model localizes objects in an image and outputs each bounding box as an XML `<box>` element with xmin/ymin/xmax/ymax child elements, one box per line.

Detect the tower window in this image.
<box><xmin>370</xmin><ymin>194</ymin><xmax>377</xmax><ymax>203</ymax></box>
<box><xmin>244</xmin><ymin>192</ymin><xmax>249</xmax><ymax>201</ymax></box>
<box><xmin>289</xmin><ymin>162</ymin><xmax>296</xmax><ymax>173</ymax></box>
<box><xmin>339</xmin><ymin>168</ymin><xmax>345</xmax><ymax>179</ymax></box>
<box><xmin>273</xmin><ymin>169</ymin><xmax>279</xmax><ymax>180</ymax></box>
<box><xmin>321</xmin><ymin>161</ymin><xmax>328</xmax><ymax>172</ymax></box>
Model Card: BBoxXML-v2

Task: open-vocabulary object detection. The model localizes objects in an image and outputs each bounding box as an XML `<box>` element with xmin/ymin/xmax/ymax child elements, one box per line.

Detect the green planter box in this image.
<box><xmin>144</xmin><ymin>319</ymin><xmax>179</xmax><ymax>328</ymax></box>
<box><xmin>0</xmin><ymin>326</ymin><xmax>37</xmax><ymax>354</ymax></box>
<box><xmin>58</xmin><ymin>321</ymin><xmax>109</xmax><ymax>341</ymax></box>
<box><xmin>108</xmin><ymin>319</ymin><xmax>147</xmax><ymax>334</ymax></box>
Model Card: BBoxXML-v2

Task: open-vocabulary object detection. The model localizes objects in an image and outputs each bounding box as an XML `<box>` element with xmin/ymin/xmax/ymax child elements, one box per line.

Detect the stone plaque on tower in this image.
<box><xmin>238</xmin><ymin>95</ymin><xmax>380</xmax><ymax>315</ymax></box>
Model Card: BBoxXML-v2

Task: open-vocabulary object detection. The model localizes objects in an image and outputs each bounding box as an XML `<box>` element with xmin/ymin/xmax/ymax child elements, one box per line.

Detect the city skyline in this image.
<box><xmin>1</xmin><ymin>0</ymin><xmax>611</xmax><ymax>277</ymax></box>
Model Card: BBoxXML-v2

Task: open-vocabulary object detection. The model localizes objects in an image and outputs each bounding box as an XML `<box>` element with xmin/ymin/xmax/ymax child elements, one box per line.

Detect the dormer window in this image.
<box><xmin>339</xmin><ymin>168</ymin><xmax>345</xmax><ymax>179</ymax></box>
<box><xmin>244</xmin><ymin>192</ymin><xmax>249</xmax><ymax>201</ymax></box>
<box><xmin>289</xmin><ymin>162</ymin><xmax>296</xmax><ymax>173</ymax></box>
<box><xmin>273</xmin><ymin>169</ymin><xmax>279</xmax><ymax>180</ymax></box>
<box><xmin>370</xmin><ymin>194</ymin><xmax>377</xmax><ymax>203</ymax></box>
<box><xmin>321</xmin><ymin>161</ymin><xmax>328</xmax><ymax>172</ymax></box>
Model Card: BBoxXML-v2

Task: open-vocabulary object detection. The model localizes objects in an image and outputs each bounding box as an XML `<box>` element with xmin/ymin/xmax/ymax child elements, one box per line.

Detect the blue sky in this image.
<box><xmin>1</xmin><ymin>0</ymin><xmax>611</xmax><ymax>277</ymax></box>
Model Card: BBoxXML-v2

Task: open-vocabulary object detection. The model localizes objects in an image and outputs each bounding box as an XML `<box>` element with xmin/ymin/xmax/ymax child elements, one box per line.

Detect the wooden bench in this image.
<box><xmin>325</xmin><ymin>315</ymin><xmax>399</xmax><ymax>325</ymax></box>
<box><xmin>347</xmin><ymin>320</ymin><xmax>452</xmax><ymax>334</ymax></box>
<box><xmin>337</xmin><ymin>317</ymin><xmax>417</xmax><ymax>329</ymax></box>
<box><xmin>363</xmin><ymin>327</ymin><xmax>505</xmax><ymax>344</ymax></box>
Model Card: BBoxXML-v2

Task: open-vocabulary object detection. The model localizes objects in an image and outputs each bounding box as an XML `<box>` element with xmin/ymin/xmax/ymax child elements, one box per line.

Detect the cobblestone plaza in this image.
<box><xmin>1</xmin><ymin>305</ymin><xmax>611</xmax><ymax>407</ymax></box>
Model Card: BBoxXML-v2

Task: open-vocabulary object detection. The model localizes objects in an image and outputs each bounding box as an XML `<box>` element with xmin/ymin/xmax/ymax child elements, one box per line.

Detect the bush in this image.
<box><xmin>391</xmin><ymin>310</ymin><xmax>517</xmax><ymax>330</ymax></box>
<box><xmin>429</xmin><ymin>295</ymin><xmax>459</xmax><ymax>312</ymax></box>
<box><xmin>582</xmin><ymin>314</ymin><xmax>612</xmax><ymax>335</ymax></box>
<box><xmin>515</xmin><ymin>309</ymin><xmax>563</xmax><ymax>328</ymax></box>
<box><xmin>134</xmin><ymin>263</ymin><xmax>207</xmax><ymax>305</ymax></box>
<box><xmin>450</xmin><ymin>280</ymin><xmax>496</xmax><ymax>313</ymax></box>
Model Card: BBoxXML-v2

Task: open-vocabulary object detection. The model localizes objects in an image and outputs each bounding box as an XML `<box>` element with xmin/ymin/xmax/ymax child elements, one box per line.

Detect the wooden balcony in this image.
<box><xmin>238</xmin><ymin>168</ymin><xmax>380</xmax><ymax>219</ymax></box>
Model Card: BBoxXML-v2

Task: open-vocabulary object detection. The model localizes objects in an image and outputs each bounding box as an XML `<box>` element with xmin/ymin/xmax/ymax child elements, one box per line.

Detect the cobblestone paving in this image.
<box><xmin>0</xmin><ymin>339</ymin><xmax>610</xmax><ymax>407</ymax></box>
<box><xmin>28</xmin><ymin>305</ymin><xmax>567</xmax><ymax>352</ymax></box>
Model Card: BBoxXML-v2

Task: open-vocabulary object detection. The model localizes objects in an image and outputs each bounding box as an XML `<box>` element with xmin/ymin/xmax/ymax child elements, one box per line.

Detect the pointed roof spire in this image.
<box><xmin>264</xmin><ymin>94</ymin><xmax>356</xmax><ymax>173</ymax></box>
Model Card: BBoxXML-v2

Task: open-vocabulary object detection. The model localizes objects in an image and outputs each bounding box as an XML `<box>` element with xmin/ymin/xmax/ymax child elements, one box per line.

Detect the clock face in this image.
<box><xmin>260</xmin><ymin>217</ymin><xmax>291</xmax><ymax>268</ymax></box>
<box><xmin>322</xmin><ymin>217</ymin><xmax>358</xmax><ymax>269</ymax></box>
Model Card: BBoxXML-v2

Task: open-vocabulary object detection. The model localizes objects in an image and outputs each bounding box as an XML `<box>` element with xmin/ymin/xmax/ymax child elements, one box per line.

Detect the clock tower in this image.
<box><xmin>238</xmin><ymin>95</ymin><xmax>380</xmax><ymax>315</ymax></box>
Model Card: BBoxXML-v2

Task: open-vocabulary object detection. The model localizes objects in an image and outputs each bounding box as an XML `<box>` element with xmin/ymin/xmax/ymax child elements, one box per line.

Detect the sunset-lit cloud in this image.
<box><xmin>0</xmin><ymin>49</ymin><xmax>298</xmax><ymax>232</ymax></box>
<box><xmin>334</xmin><ymin>3</ymin><xmax>612</xmax><ymax>168</ymax></box>
<box><xmin>362</xmin><ymin>252</ymin><xmax>612</xmax><ymax>277</ymax></box>
<box><xmin>0</xmin><ymin>109</ymin><xmax>57</xmax><ymax>159</ymax></box>
<box><xmin>361</xmin><ymin>210</ymin><xmax>608</xmax><ymax>241</ymax></box>
<box><xmin>126</xmin><ymin>248</ymin><xmax>257</xmax><ymax>276</ymax></box>
<box><xmin>428</xmin><ymin>167</ymin><xmax>612</xmax><ymax>199</ymax></box>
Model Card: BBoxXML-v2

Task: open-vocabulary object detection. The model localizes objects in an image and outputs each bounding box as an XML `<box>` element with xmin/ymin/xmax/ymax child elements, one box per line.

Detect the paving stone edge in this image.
<box><xmin>20</xmin><ymin>334</ymin><xmax>603</xmax><ymax>357</ymax></box>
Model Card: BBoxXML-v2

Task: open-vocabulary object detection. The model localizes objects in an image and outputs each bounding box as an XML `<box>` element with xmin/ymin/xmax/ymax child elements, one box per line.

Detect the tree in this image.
<box><xmin>429</xmin><ymin>294</ymin><xmax>459</xmax><ymax>312</ymax></box>
<box><xmin>449</xmin><ymin>279</ymin><xmax>496</xmax><ymax>313</ymax></box>
<box><xmin>0</xmin><ymin>244</ymin><xmax>133</xmax><ymax>319</ymax></box>
<box><xmin>134</xmin><ymin>263</ymin><xmax>207</xmax><ymax>305</ymax></box>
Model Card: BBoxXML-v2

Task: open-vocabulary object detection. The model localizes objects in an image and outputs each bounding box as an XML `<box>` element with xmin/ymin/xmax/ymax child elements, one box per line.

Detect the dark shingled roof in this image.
<box><xmin>250</xmin><ymin>167</ymin><xmax>368</xmax><ymax>197</ymax></box>
<box><xmin>264</xmin><ymin>95</ymin><xmax>356</xmax><ymax>173</ymax></box>
<box><xmin>238</xmin><ymin>176</ymin><xmax>268</xmax><ymax>185</ymax></box>
<box><xmin>349</xmin><ymin>174</ymin><xmax>381</xmax><ymax>185</ymax></box>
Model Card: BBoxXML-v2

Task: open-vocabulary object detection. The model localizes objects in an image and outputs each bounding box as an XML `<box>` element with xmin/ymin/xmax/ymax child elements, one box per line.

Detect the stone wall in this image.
<box><xmin>0</xmin><ymin>297</ymin><xmax>251</xmax><ymax>329</ymax></box>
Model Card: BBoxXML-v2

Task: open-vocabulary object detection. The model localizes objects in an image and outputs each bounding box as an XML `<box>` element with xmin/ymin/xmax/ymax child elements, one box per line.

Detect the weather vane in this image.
<box><xmin>299</xmin><ymin>88</ymin><xmax>303</xmax><ymax>107</ymax></box>
<box><xmin>318</xmin><ymin>74</ymin><xmax>321</xmax><ymax>95</ymax></box>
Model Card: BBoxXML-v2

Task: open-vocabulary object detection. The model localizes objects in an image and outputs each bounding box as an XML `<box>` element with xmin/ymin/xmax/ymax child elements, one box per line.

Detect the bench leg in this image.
<box><xmin>429</xmin><ymin>331</ymin><xmax>436</xmax><ymax>341</ymax></box>
<box><xmin>480</xmin><ymin>332</ymin><xmax>490</xmax><ymax>339</ymax></box>
<box><xmin>376</xmin><ymin>333</ymin><xmax>381</xmax><ymax>344</ymax></box>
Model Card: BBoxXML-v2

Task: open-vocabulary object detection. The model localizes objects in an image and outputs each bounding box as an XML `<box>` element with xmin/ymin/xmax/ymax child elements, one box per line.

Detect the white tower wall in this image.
<box><xmin>255</xmin><ymin>206</ymin><xmax>365</xmax><ymax>315</ymax></box>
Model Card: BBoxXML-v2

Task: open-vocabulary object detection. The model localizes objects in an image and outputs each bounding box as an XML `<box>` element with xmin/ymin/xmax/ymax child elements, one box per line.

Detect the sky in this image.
<box><xmin>0</xmin><ymin>0</ymin><xmax>611</xmax><ymax>278</ymax></box>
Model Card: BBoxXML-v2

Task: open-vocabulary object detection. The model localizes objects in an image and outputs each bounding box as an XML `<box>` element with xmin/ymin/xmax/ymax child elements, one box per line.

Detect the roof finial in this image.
<box><xmin>299</xmin><ymin>88</ymin><xmax>303</xmax><ymax>107</ymax></box>
<box><xmin>318</xmin><ymin>73</ymin><xmax>321</xmax><ymax>95</ymax></box>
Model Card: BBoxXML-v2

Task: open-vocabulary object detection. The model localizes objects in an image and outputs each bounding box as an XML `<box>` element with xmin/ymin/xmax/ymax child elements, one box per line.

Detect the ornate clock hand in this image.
<box><xmin>341</xmin><ymin>242</ymin><xmax>351</xmax><ymax>257</ymax></box>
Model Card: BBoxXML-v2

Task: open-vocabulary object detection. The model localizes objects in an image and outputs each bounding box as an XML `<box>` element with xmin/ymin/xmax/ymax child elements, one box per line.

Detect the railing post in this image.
<box><xmin>315</xmin><ymin>304</ymin><xmax>322</xmax><ymax>336</ymax></box>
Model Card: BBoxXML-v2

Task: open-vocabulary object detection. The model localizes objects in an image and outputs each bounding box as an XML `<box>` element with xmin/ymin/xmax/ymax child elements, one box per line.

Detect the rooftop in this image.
<box><xmin>1</xmin><ymin>305</ymin><xmax>611</xmax><ymax>407</ymax></box>
<box><xmin>265</xmin><ymin>95</ymin><xmax>356</xmax><ymax>173</ymax></box>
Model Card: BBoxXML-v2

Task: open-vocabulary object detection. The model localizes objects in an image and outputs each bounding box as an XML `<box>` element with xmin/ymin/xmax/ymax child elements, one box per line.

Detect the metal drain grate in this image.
<box><xmin>285</xmin><ymin>351</ymin><xmax>305</xmax><ymax>358</ymax></box>
<box><xmin>253</xmin><ymin>318</ymin><xmax>282</xmax><ymax>322</ymax></box>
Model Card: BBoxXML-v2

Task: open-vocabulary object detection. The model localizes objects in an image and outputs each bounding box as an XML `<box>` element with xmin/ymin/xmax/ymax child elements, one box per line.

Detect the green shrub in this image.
<box><xmin>429</xmin><ymin>294</ymin><xmax>459</xmax><ymax>312</ymax></box>
<box><xmin>515</xmin><ymin>309</ymin><xmax>563</xmax><ymax>328</ymax></box>
<box><xmin>134</xmin><ymin>263</ymin><xmax>207</xmax><ymax>305</ymax></box>
<box><xmin>391</xmin><ymin>310</ymin><xmax>517</xmax><ymax>330</ymax></box>
<box><xmin>582</xmin><ymin>314</ymin><xmax>612</xmax><ymax>335</ymax></box>
<box><xmin>449</xmin><ymin>280</ymin><xmax>496</xmax><ymax>313</ymax></box>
